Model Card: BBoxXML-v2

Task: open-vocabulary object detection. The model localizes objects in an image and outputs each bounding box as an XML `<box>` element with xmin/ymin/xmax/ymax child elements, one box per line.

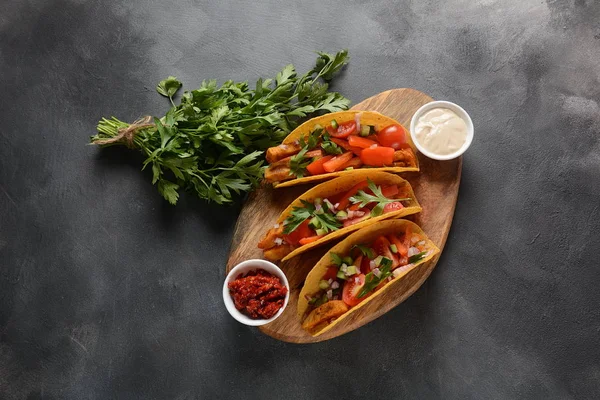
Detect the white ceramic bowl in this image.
<box><xmin>409</xmin><ymin>100</ymin><xmax>474</xmax><ymax>160</ymax></box>
<box><xmin>223</xmin><ymin>259</ymin><xmax>290</xmax><ymax>326</ymax></box>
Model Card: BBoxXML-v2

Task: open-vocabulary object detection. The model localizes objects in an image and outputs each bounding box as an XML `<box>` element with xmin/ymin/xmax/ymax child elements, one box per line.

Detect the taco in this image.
<box><xmin>297</xmin><ymin>219</ymin><xmax>439</xmax><ymax>336</ymax></box>
<box><xmin>264</xmin><ymin>111</ymin><xmax>419</xmax><ymax>188</ymax></box>
<box><xmin>258</xmin><ymin>171</ymin><xmax>421</xmax><ymax>262</ymax></box>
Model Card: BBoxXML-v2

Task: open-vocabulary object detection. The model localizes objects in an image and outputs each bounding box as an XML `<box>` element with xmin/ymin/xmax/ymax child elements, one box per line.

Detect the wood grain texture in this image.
<box><xmin>226</xmin><ymin>88</ymin><xmax>462</xmax><ymax>343</ymax></box>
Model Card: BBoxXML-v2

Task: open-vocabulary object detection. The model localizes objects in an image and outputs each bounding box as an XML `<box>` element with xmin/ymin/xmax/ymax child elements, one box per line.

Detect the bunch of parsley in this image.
<box><xmin>91</xmin><ymin>50</ymin><xmax>350</xmax><ymax>204</ymax></box>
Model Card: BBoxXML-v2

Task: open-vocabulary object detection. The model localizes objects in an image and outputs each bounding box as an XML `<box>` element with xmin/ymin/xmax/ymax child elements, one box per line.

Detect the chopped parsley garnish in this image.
<box><xmin>289</xmin><ymin>147</ymin><xmax>313</xmax><ymax>178</ymax></box>
<box><xmin>350</xmin><ymin>179</ymin><xmax>411</xmax><ymax>217</ymax></box>
<box><xmin>321</xmin><ymin>132</ymin><xmax>343</xmax><ymax>155</ymax></box>
<box><xmin>352</xmin><ymin>244</ymin><xmax>375</xmax><ymax>259</ymax></box>
<box><xmin>408</xmin><ymin>251</ymin><xmax>428</xmax><ymax>264</ymax></box>
<box><xmin>283</xmin><ymin>199</ymin><xmax>341</xmax><ymax>234</ymax></box>
<box><xmin>357</xmin><ymin>257</ymin><xmax>392</xmax><ymax>298</ymax></box>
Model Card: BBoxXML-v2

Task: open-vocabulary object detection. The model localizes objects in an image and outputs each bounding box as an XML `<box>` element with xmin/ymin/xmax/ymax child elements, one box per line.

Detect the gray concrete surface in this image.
<box><xmin>1</xmin><ymin>0</ymin><xmax>599</xmax><ymax>398</ymax></box>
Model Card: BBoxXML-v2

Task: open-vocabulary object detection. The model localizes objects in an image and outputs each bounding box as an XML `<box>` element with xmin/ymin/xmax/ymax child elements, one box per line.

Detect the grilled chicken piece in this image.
<box><xmin>393</xmin><ymin>149</ymin><xmax>416</xmax><ymax>166</ymax></box>
<box><xmin>302</xmin><ymin>300</ymin><xmax>349</xmax><ymax>334</ymax></box>
<box><xmin>264</xmin><ymin>149</ymin><xmax>325</xmax><ymax>183</ymax></box>
<box><xmin>263</xmin><ymin>244</ymin><xmax>293</xmax><ymax>262</ymax></box>
<box><xmin>258</xmin><ymin>226</ymin><xmax>284</xmax><ymax>250</ymax></box>
<box><xmin>266</xmin><ymin>143</ymin><xmax>303</xmax><ymax>163</ymax></box>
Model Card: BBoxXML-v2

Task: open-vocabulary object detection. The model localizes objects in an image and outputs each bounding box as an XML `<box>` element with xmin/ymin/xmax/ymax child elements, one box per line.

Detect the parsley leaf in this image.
<box><xmin>330</xmin><ymin>253</ymin><xmax>343</xmax><ymax>267</ymax></box>
<box><xmin>283</xmin><ymin>200</ymin><xmax>314</xmax><ymax>234</ymax></box>
<box><xmin>321</xmin><ymin>132</ymin><xmax>343</xmax><ymax>155</ymax></box>
<box><xmin>156</xmin><ymin>76</ymin><xmax>182</xmax><ymax>104</ymax></box>
<box><xmin>357</xmin><ymin>257</ymin><xmax>392</xmax><ymax>298</ymax></box>
<box><xmin>92</xmin><ymin>51</ymin><xmax>350</xmax><ymax>205</ymax></box>
<box><xmin>352</xmin><ymin>244</ymin><xmax>375</xmax><ymax>259</ymax></box>
<box><xmin>350</xmin><ymin>178</ymin><xmax>411</xmax><ymax>217</ymax></box>
<box><xmin>408</xmin><ymin>251</ymin><xmax>428</xmax><ymax>264</ymax></box>
<box><xmin>289</xmin><ymin>147</ymin><xmax>313</xmax><ymax>178</ymax></box>
<box><xmin>283</xmin><ymin>199</ymin><xmax>341</xmax><ymax>234</ymax></box>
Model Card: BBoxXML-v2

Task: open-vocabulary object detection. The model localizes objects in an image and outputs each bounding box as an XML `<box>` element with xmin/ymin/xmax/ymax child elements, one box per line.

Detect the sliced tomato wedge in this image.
<box><xmin>337</xmin><ymin>180</ymin><xmax>369</xmax><ymax>210</ymax></box>
<box><xmin>360</xmin><ymin>146</ymin><xmax>395</xmax><ymax>166</ymax></box>
<box><xmin>323</xmin><ymin>151</ymin><xmax>354</xmax><ymax>173</ymax></box>
<box><xmin>330</xmin><ymin>138</ymin><xmax>363</xmax><ymax>156</ymax></box>
<box><xmin>342</xmin><ymin>273</ymin><xmax>367</xmax><ymax>306</ymax></box>
<box><xmin>348</xmin><ymin>135</ymin><xmax>378</xmax><ymax>149</ymax></box>
<box><xmin>342</xmin><ymin>215</ymin><xmax>370</xmax><ymax>228</ymax></box>
<box><xmin>377</xmin><ymin>124</ymin><xmax>407</xmax><ymax>149</ymax></box>
<box><xmin>306</xmin><ymin>156</ymin><xmax>334</xmax><ymax>176</ymax></box>
<box><xmin>360</xmin><ymin>255</ymin><xmax>372</xmax><ymax>274</ymax></box>
<box><xmin>339</xmin><ymin>157</ymin><xmax>363</xmax><ymax>170</ymax></box>
<box><xmin>322</xmin><ymin>266</ymin><xmax>339</xmax><ymax>281</ymax></box>
<box><xmin>283</xmin><ymin>220</ymin><xmax>314</xmax><ymax>245</ymax></box>
<box><xmin>327</xmin><ymin>121</ymin><xmax>357</xmax><ymax>138</ymax></box>
<box><xmin>388</xmin><ymin>234</ymin><xmax>408</xmax><ymax>257</ymax></box>
<box><xmin>372</xmin><ymin>236</ymin><xmax>399</xmax><ymax>267</ymax></box>
<box><xmin>383</xmin><ymin>202</ymin><xmax>404</xmax><ymax>213</ymax></box>
<box><xmin>299</xmin><ymin>235</ymin><xmax>324</xmax><ymax>245</ymax></box>
<box><xmin>380</xmin><ymin>185</ymin><xmax>399</xmax><ymax>198</ymax></box>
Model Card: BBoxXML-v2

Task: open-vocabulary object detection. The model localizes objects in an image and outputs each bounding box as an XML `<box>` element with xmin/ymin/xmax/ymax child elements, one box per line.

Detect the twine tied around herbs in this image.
<box><xmin>93</xmin><ymin>116</ymin><xmax>154</xmax><ymax>148</ymax></box>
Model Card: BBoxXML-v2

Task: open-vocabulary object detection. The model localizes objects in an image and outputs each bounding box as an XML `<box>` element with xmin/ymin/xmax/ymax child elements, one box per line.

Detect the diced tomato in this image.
<box><xmin>383</xmin><ymin>202</ymin><xmax>404</xmax><ymax>213</ymax></box>
<box><xmin>360</xmin><ymin>146</ymin><xmax>395</xmax><ymax>166</ymax></box>
<box><xmin>377</xmin><ymin>124</ymin><xmax>406</xmax><ymax>149</ymax></box>
<box><xmin>299</xmin><ymin>235</ymin><xmax>323</xmax><ymax>245</ymax></box>
<box><xmin>388</xmin><ymin>234</ymin><xmax>408</xmax><ymax>257</ymax></box>
<box><xmin>380</xmin><ymin>185</ymin><xmax>399</xmax><ymax>198</ymax></box>
<box><xmin>330</xmin><ymin>138</ymin><xmax>363</xmax><ymax>156</ymax></box>
<box><xmin>339</xmin><ymin>157</ymin><xmax>363</xmax><ymax>170</ymax></box>
<box><xmin>337</xmin><ymin>180</ymin><xmax>369</xmax><ymax>210</ymax></box>
<box><xmin>342</xmin><ymin>273</ymin><xmax>367</xmax><ymax>306</ymax></box>
<box><xmin>348</xmin><ymin>203</ymin><xmax>362</xmax><ymax>211</ymax></box>
<box><xmin>360</xmin><ymin>256</ymin><xmax>372</xmax><ymax>274</ymax></box>
<box><xmin>323</xmin><ymin>266</ymin><xmax>339</xmax><ymax>281</ymax></box>
<box><xmin>306</xmin><ymin>156</ymin><xmax>334</xmax><ymax>176</ymax></box>
<box><xmin>283</xmin><ymin>220</ymin><xmax>314</xmax><ymax>245</ymax></box>
<box><xmin>348</xmin><ymin>135</ymin><xmax>378</xmax><ymax>149</ymax></box>
<box><xmin>327</xmin><ymin>121</ymin><xmax>357</xmax><ymax>138</ymax></box>
<box><xmin>323</xmin><ymin>151</ymin><xmax>354</xmax><ymax>173</ymax></box>
<box><xmin>372</xmin><ymin>236</ymin><xmax>399</xmax><ymax>267</ymax></box>
<box><xmin>343</xmin><ymin>215</ymin><xmax>370</xmax><ymax>228</ymax></box>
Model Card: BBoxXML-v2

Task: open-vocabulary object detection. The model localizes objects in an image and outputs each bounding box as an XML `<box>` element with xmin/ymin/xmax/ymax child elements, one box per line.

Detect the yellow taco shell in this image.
<box><xmin>297</xmin><ymin>219</ymin><xmax>439</xmax><ymax>336</ymax></box>
<box><xmin>270</xmin><ymin>171</ymin><xmax>421</xmax><ymax>262</ymax></box>
<box><xmin>274</xmin><ymin>110</ymin><xmax>419</xmax><ymax>188</ymax></box>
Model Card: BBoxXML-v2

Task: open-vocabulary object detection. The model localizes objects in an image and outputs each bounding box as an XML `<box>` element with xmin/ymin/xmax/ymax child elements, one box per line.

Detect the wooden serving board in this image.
<box><xmin>226</xmin><ymin>88</ymin><xmax>462</xmax><ymax>343</ymax></box>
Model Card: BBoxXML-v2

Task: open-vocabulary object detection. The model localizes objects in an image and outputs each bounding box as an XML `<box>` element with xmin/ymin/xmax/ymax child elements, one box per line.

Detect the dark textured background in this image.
<box><xmin>1</xmin><ymin>0</ymin><xmax>599</xmax><ymax>399</ymax></box>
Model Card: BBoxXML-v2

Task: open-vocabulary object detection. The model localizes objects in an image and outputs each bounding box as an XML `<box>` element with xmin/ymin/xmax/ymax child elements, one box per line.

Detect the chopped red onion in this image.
<box><xmin>353</xmin><ymin>211</ymin><xmax>365</xmax><ymax>217</ymax></box>
<box><xmin>274</xmin><ymin>237</ymin><xmax>283</xmax><ymax>246</ymax></box>
<box><xmin>373</xmin><ymin>268</ymin><xmax>381</xmax><ymax>278</ymax></box>
<box><xmin>324</xmin><ymin>199</ymin><xmax>335</xmax><ymax>210</ymax></box>
<box><xmin>369</xmin><ymin>260</ymin><xmax>376</xmax><ymax>270</ymax></box>
<box><xmin>411</xmin><ymin>236</ymin><xmax>419</xmax><ymax>244</ymax></box>
<box><xmin>315</xmin><ymin>203</ymin><xmax>322</xmax><ymax>212</ymax></box>
<box><xmin>355</xmin><ymin>112</ymin><xmax>362</xmax><ymax>133</ymax></box>
<box><xmin>331</xmin><ymin>281</ymin><xmax>340</xmax><ymax>289</ymax></box>
<box><xmin>408</xmin><ymin>246</ymin><xmax>420</xmax><ymax>257</ymax></box>
<box><xmin>369</xmin><ymin>144</ymin><xmax>378</xmax><ymax>149</ymax></box>
<box><xmin>326</xmin><ymin>289</ymin><xmax>333</xmax><ymax>300</ymax></box>
<box><xmin>334</xmin><ymin>203</ymin><xmax>340</xmax><ymax>209</ymax></box>
<box><xmin>354</xmin><ymin>276</ymin><xmax>360</xmax><ymax>284</ymax></box>
<box><xmin>328</xmin><ymin>278</ymin><xmax>333</xmax><ymax>285</ymax></box>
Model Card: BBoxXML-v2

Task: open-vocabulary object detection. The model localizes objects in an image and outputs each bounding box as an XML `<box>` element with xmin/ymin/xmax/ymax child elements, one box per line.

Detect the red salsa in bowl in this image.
<box><xmin>228</xmin><ymin>269</ymin><xmax>288</xmax><ymax>319</ymax></box>
<box><xmin>223</xmin><ymin>259</ymin><xmax>290</xmax><ymax>326</ymax></box>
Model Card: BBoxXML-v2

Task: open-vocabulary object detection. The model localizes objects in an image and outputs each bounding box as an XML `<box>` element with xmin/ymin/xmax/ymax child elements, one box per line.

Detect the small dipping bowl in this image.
<box><xmin>223</xmin><ymin>259</ymin><xmax>290</xmax><ymax>326</ymax></box>
<box><xmin>409</xmin><ymin>100</ymin><xmax>474</xmax><ymax>160</ymax></box>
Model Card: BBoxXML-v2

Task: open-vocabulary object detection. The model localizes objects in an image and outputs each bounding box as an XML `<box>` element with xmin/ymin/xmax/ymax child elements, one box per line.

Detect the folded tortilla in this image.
<box><xmin>260</xmin><ymin>171</ymin><xmax>422</xmax><ymax>262</ymax></box>
<box><xmin>270</xmin><ymin>110</ymin><xmax>419</xmax><ymax>188</ymax></box>
<box><xmin>297</xmin><ymin>219</ymin><xmax>439</xmax><ymax>336</ymax></box>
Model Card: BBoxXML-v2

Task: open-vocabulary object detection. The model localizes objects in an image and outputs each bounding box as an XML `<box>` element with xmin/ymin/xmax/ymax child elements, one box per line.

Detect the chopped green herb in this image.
<box><xmin>321</xmin><ymin>132</ymin><xmax>344</xmax><ymax>155</ymax></box>
<box><xmin>350</xmin><ymin>179</ymin><xmax>411</xmax><ymax>217</ymax></box>
<box><xmin>357</xmin><ymin>257</ymin><xmax>393</xmax><ymax>298</ymax></box>
<box><xmin>289</xmin><ymin>147</ymin><xmax>313</xmax><ymax>178</ymax></box>
<box><xmin>91</xmin><ymin>50</ymin><xmax>350</xmax><ymax>205</ymax></box>
<box><xmin>408</xmin><ymin>251</ymin><xmax>428</xmax><ymax>264</ymax></box>
<box><xmin>330</xmin><ymin>252</ymin><xmax>343</xmax><ymax>267</ymax></box>
<box><xmin>352</xmin><ymin>244</ymin><xmax>375</xmax><ymax>259</ymax></box>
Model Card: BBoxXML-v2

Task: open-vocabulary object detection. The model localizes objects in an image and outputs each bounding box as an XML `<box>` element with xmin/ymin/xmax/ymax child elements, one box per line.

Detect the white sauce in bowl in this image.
<box><xmin>413</xmin><ymin>108</ymin><xmax>468</xmax><ymax>156</ymax></box>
